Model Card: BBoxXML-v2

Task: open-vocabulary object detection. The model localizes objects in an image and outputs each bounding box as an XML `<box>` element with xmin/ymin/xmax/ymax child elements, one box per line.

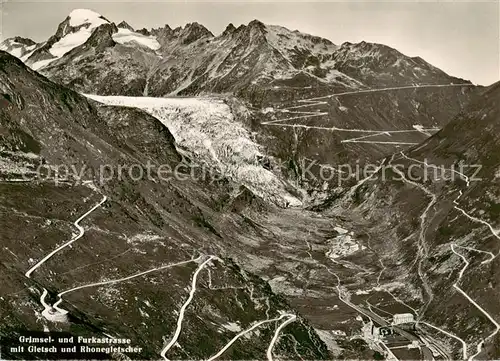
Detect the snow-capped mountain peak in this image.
<box><xmin>49</xmin><ymin>14</ymin><xmax>110</xmax><ymax>58</ymax></box>
<box><xmin>67</xmin><ymin>9</ymin><xmax>109</xmax><ymax>28</ymax></box>
<box><xmin>7</xmin><ymin>8</ymin><xmax>114</xmax><ymax>70</ymax></box>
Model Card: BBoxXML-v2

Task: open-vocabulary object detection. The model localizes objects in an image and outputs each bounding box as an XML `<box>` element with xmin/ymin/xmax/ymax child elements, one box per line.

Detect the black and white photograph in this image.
<box><xmin>0</xmin><ymin>0</ymin><xmax>499</xmax><ymax>360</ymax></box>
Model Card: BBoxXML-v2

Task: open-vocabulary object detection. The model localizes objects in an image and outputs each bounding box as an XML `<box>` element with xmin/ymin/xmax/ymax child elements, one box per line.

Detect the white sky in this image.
<box><xmin>1</xmin><ymin>0</ymin><xmax>499</xmax><ymax>85</ymax></box>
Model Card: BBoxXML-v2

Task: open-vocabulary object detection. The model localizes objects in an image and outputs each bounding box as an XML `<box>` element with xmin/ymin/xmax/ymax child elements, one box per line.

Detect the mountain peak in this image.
<box><xmin>184</xmin><ymin>22</ymin><xmax>212</xmax><ymax>35</ymax></box>
<box><xmin>68</xmin><ymin>9</ymin><xmax>109</xmax><ymax>27</ymax></box>
<box><xmin>222</xmin><ymin>23</ymin><xmax>236</xmax><ymax>36</ymax></box>
<box><xmin>12</xmin><ymin>37</ymin><xmax>36</xmax><ymax>47</ymax></box>
<box><xmin>19</xmin><ymin>8</ymin><xmax>113</xmax><ymax>69</ymax></box>
<box><xmin>117</xmin><ymin>21</ymin><xmax>134</xmax><ymax>32</ymax></box>
<box><xmin>338</xmin><ymin>40</ymin><xmax>398</xmax><ymax>57</ymax></box>
<box><xmin>248</xmin><ymin>19</ymin><xmax>265</xmax><ymax>29</ymax></box>
<box><xmin>82</xmin><ymin>22</ymin><xmax>118</xmax><ymax>53</ymax></box>
<box><xmin>136</xmin><ymin>28</ymin><xmax>151</xmax><ymax>36</ymax></box>
<box><xmin>179</xmin><ymin>22</ymin><xmax>213</xmax><ymax>44</ymax></box>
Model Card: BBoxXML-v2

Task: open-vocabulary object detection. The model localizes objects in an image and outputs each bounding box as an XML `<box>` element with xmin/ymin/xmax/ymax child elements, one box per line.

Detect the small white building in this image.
<box><xmin>392</xmin><ymin>313</ymin><xmax>415</xmax><ymax>325</ymax></box>
<box><xmin>408</xmin><ymin>341</ymin><xmax>420</xmax><ymax>349</ymax></box>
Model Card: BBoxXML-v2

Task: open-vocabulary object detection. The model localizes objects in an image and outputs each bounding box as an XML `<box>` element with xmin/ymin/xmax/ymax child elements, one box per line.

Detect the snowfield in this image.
<box><xmin>50</xmin><ymin>29</ymin><xmax>97</xmax><ymax>58</ymax></box>
<box><xmin>84</xmin><ymin>95</ymin><xmax>302</xmax><ymax>207</ymax></box>
<box><xmin>68</xmin><ymin>9</ymin><xmax>107</xmax><ymax>27</ymax></box>
<box><xmin>112</xmin><ymin>28</ymin><xmax>161</xmax><ymax>51</ymax></box>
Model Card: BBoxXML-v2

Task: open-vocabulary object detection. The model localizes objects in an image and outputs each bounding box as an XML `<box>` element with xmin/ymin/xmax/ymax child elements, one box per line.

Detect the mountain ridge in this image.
<box><xmin>1</xmin><ymin>8</ymin><xmax>471</xmax><ymax>94</ymax></box>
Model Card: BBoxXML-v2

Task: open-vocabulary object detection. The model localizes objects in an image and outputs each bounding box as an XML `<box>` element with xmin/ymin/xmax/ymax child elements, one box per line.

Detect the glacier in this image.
<box><xmin>85</xmin><ymin>94</ymin><xmax>302</xmax><ymax>208</ymax></box>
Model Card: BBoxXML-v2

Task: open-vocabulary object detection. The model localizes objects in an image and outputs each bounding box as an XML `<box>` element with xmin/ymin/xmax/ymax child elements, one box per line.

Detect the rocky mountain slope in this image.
<box><xmin>0</xmin><ymin>51</ymin><xmax>331</xmax><ymax>360</ymax></box>
<box><xmin>318</xmin><ymin>81</ymin><xmax>500</xmax><ymax>360</ymax></box>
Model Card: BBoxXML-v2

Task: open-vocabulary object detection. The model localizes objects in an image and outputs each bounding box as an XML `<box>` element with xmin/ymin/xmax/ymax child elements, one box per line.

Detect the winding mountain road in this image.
<box><xmin>25</xmin><ymin>195</ymin><xmax>107</xmax><ymax>278</ymax></box>
<box><xmin>50</xmin><ymin>256</ymin><xmax>202</xmax><ymax>314</ymax></box>
<box><xmin>398</xmin><ymin>152</ymin><xmax>500</xmax><ymax>359</ymax></box>
<box><xmin>24</xmin><ymin>195</ymin><xmax>107</xmax><ymax>322</ymax></box>
<box><xmin>161</xmin><ymin>255</ymin><xmax>217</xmax><ymax>361</ymax></box>
<box><xmin>266</xmin><ymin>314</ymin><xmax>297</xmax><ymax>361</ymax></box>
<box><xmin>451</xmin><ymin>244</ymin><xmax>500</xmax><ymax>360</ymax></box>
<box><xmin>206</xmin><ymin>313</ymin><xmax>296</xmax><ymax>361</ymax></box>
<box><xmin>262</xmin><ymin>84</ymin><xmax>472</xmax><ymax>146</ymax></box>
<box><xmin>298</xmin><ymin>83</ymin><xmax>475</xmax><ymax>102</ymax></box>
